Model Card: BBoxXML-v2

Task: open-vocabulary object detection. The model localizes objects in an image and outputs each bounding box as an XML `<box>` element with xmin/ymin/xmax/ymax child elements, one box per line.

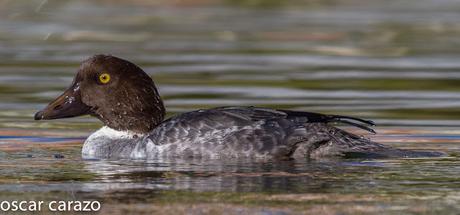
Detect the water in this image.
<box><xmin>1</xmin><ymin>0</ymin><xmax>460</xmax><ymax>214</ymax></box>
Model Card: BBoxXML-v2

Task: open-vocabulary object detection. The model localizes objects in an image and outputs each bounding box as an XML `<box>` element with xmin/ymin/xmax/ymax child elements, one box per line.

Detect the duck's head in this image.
<box><xmin>34</xmin><ymin>55</ymin><xmax>165</xmax><ymax>133</ymax></box>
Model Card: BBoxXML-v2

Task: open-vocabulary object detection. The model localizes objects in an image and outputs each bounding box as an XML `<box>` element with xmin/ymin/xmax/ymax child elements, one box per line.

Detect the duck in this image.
<box><xmin>34</xmin><ymin>55</ymin><xmax>443</xmax><ymax>160</ymax></box>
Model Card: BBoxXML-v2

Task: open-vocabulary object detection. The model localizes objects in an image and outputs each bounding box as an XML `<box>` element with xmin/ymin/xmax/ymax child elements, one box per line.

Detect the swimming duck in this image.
<box><xmin>34</xmin><ymin>55</ymin><xmax>442</xmax><ymax>159</ymax></box>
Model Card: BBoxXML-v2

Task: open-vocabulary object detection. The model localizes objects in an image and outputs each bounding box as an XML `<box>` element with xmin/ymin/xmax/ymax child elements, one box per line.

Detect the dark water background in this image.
<box><xmin>1</xmin><ymin>0</ymin><xmax>460</xmax><ymax>214</ymax></box>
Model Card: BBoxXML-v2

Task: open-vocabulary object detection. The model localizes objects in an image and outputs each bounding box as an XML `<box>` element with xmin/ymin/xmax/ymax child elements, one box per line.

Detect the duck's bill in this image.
<box><xmin>34</xmin><ymin>83</ymin><xmax>91</xmax><ymax>120</ymax></box>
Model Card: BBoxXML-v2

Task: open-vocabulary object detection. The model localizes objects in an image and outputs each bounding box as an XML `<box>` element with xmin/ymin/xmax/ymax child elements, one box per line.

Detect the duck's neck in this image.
<box><xmin>93</xmin><ymin>93</ymin><xmax>166</xmax><ymax>134</ymax></box>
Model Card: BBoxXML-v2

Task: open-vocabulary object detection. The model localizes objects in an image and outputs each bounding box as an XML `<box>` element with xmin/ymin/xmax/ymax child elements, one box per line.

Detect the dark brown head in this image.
<box><xmin>34</xmin><ymin>55</ymin><xmax>165</xmax><ymax>133</ymax></box>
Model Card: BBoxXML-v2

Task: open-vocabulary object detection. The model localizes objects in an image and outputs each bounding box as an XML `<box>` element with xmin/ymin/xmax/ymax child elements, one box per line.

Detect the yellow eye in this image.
<box><xmin>99</xmin><ymin>73</ymin><xmax>111</xmax><ymax>84</ymax></box>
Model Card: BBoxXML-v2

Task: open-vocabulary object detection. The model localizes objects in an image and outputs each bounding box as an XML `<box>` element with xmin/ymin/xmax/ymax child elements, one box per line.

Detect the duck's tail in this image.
<box><xmin>279</xmin><ymin>110</ymin><xmax>376</xmax><ymax>134</ymax></box>
<box><xmin>277</xmin><ymin>109</ymin><xmax>445</xmax><ymax>159</ymax></box>
<box><xmin>329</xmin><ymin>126</ymin><xmax>445</xmax><ymax>158</ymax></box>
<box><xmin>303</xmin><ymin>124</ymin><xmax>445</xmax><ymax>159</ymax></box>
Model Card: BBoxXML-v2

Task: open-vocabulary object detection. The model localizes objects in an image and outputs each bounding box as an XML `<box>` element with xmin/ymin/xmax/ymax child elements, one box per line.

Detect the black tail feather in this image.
<box><xmin>325</xmin><ymin>114</ymin><xmax>376</xmax><ymax>134</ymax></box>
<box><xmin>329</xmin><ymin>115</ymin><xmax>375</xmax><ymax>127</ymax></box>
<box><xmin>278</xmin><ymin>109</ymin><xmax>377</xmax><ymax>134</ymax></box>
<box><xmin>333</xmin><ymin>119</ymin><xmax>376</xmax><ymax>134</ymax></box>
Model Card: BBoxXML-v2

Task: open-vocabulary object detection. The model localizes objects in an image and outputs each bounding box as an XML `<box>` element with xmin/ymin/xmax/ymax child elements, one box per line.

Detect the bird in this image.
<box><xmin>34</xmin><ymin>55</ymin><xmax>444</xmax><ymax>160</ymax></box>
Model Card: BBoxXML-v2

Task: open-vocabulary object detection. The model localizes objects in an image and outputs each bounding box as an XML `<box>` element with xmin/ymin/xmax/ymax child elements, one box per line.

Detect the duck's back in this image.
<box><xmin>140</xmin><ymin>107</ymin><xmax>438</xmax><ymax>159</ymax></box>
<box><xmin>146</xmin><ymin>107</ymin><xmax>305</xmax><ymax>158</ymax></box>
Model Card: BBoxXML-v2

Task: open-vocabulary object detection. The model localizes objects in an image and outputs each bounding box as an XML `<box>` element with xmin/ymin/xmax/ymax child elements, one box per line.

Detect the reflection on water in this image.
<box><xmin>1</xmin><ymin>0</ymin><xmax>460</xmax><ymax>214</ymax></box>
<box><xmin>0</xmin><ymin>128</ymin><xmax>459</xmax><ymax>213</ymax></box>
<box><xmin>1</xmin><ymin>146</ymin><xmax>460</xmax><ymax>213</ymax></box>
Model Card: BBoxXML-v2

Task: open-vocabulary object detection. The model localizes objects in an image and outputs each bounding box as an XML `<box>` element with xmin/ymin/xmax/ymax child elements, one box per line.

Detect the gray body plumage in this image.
<box><xmin>82</xmin><ymin>107</ymin><xmax>442</xmax><ymax>160</ymax></box>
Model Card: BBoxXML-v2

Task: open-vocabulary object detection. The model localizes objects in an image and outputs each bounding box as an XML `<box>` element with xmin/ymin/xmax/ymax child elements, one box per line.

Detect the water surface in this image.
<box><xmin>1</xmin><ymin>0</ymin><xmax>460</xmax><ymax>214</ymax></box>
